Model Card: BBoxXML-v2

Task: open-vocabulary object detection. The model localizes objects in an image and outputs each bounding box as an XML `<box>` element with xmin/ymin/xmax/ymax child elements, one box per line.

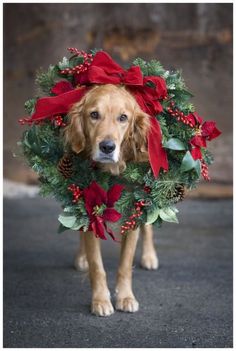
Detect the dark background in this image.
<box><xmin>4</xmin><ymin>3</ymin><xmax>233</xmax><ymax>186</ymax></box>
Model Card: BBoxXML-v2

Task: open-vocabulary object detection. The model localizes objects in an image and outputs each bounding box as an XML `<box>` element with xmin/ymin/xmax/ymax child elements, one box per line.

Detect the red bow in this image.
<box><xmin>28</xmin><ymin>51</ymin><xmax>168</xmax><ymax>177</ymax></box>
<box><xmin>75</xmin><ymin>51</ymin><xmax>144</xmax><ymax>86</ymax></box>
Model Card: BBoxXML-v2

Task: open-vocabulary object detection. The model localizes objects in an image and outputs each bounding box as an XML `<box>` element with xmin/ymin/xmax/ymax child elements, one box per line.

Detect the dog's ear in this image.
<box><xmin>132</xmin><ymin>109</ymin><xmax>150</xmax><ymax>157</ymax></box>
<box><xmin>64</xmin><ymin>98</ymin><xmax>86</xmax><ymax>154</ymax></box>
<box><xmin>122</xmin><ymin>109</ymin><xmax>150</xmax><ymax>163</ymax></box>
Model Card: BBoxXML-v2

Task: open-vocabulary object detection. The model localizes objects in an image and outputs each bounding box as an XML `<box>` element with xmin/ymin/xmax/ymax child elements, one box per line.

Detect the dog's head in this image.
<box><xmin>65</xmin><ymin>84</ymin><xmax>150</xmax><ymax>173</ymax></box>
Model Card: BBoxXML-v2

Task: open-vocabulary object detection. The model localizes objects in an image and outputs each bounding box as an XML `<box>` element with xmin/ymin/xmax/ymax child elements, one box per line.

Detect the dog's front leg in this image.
<box><xmin>140</xmin><ymin>224</ymin><xmax>159</xmax><ymax>270</ymax></box>
<box><xmin>115</xmin><ymin>228</ymin><xmax>139</xmax><ymax>312</ymax></box>
<box><xmin>84</xmin><ymin>231</ymin><xmax>114</xmax><ymax>317</ymax></box>
<box><xmin>74</xmin><ymin>232</ymin><xmax>89</xmax><ymax>271</ymax></box>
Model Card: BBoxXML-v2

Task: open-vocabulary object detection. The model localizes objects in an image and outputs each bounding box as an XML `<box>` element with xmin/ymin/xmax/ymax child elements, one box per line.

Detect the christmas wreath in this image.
<box><xmin>18</xmin><ymin>48</ymin><xmax>221</xmax><ymax>240</ymax></box>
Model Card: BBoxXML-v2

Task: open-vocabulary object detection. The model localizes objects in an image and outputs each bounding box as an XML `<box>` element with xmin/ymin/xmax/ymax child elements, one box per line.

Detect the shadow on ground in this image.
<box><xmin>4</xmin><ymin>197</ymin><xmax>232</xmax><ymax>347</ymax></box>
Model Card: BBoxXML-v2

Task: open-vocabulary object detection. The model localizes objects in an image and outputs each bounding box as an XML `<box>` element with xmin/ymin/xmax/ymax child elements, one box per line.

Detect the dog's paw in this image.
<box><xmin>74</xmin><ymin>255</ymin><xmax>89</xmax><ymax>272</ymax></box>
<box><xmin>116</xmin><ymin>296</ymin><xmax>139</xmax><ymax>313</ymax></box>
<box><xmin>141</xmin><ymin>252</ymin><xmax>159</xmax><ymax>270</ymax></box>
<box><xmin>91</xmin><ymin>299</ymin><xmax>114</xmax><ymax>317</ymax></box>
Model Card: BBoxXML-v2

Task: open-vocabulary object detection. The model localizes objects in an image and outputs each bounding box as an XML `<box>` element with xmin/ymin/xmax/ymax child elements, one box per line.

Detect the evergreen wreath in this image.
<box><xmin>18</xmin><ymin>48</ymin><xmax>221</xmax><ymax>241</ymax></box>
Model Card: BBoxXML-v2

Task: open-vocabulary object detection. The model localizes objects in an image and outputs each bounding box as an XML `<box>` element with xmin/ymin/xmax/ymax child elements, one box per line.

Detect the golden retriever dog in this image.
<box><xmin>65</xmin><ymin>84</ymin><xmax>158</xmax><ymax>317</ymax></box>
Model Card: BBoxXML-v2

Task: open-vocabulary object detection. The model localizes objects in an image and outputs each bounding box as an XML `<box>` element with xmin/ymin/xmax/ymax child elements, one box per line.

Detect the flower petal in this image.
<box><xmin>91</xmin><ymin>218</ymin><xmax>107</xmax><ymax>240</ymax></box>
<box><xmin>190</xmin><ymin>135</ymin><xmax>207</xmax><ymax>148</ymax></box>
<box><xmin>107</xmin><ymin>184</ymin><xmax>124</xmax><ymax>207</ymax></box>
<box><xmin>202</xmin><ymin>121</ymin><xmax>221</xmax><ymax>140</ymax></box>
<box><xmin>83</xmin><ymin>187</ymin><xmax>98</xmax><ymax>214</ymax></box>
<box><xmin>191</xmin><ymin>147</ymin><xmax>202</xmax><ymax>160</ymax></box>
<box><xmin>83</xmin><ymin>181</ymin><xmax>107</xmax><ymax>215</ymax></box>
<box><xmin>89</xmin><ymin>181</ymin><xmax>107</xmax><ymax>204</ymax></box>
<box><xmin>103</xmin><ymin>208</ymin><xmax>122</xmax><ymax>222</ymax></box>
<box><xmin>192</xmin><ymin>112</ymin><xmax>203</xmax><ymax>125</ymax></box>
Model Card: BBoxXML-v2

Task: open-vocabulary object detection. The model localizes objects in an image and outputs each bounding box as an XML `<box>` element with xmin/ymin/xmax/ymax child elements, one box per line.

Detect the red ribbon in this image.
<box><xmin>29</xmin><ymin>86</ymin><xmax>88</xmax><ymax>120</ymax></box>
<box><xmin>28</xmin><ymin>51</ymin><xmax>168</xmax><ymax>177</ymax></box>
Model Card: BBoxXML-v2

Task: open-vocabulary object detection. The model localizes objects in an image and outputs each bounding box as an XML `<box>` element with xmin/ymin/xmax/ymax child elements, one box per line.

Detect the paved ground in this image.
<box><xmin>4</xmin><ymin>197</ymin><xmax>233</xmax><ymax>348</ymax></box>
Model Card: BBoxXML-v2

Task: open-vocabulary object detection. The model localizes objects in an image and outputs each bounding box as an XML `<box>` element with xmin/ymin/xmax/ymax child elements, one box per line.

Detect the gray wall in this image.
<box><xmin>4</xmin><ymin>3</ymin><xmax>232</xmax><ymax>183</ymax></box>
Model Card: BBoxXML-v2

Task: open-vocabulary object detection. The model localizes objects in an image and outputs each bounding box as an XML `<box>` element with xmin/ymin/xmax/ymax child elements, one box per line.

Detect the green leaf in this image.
<box><xmin>69</xmin><ymin>56</ymin><xmax>84</xmax><ymax>68</ymax></box>
<box><xmin>164</xmin><ymin>138</ymin><xmax>186</xmax><ymax>150</ymax></box>
<box><xmin>180</xmin><ymin>151</ymin><xmax>196</xmax><ymax>172</ymax></box>
<box><xmin>181</xmin><ymin>151</ymin><xmax>201</xmax><ymax>177</ymax></box>
<box><xmin>58</xmin><ymin>212</ymin><xmax>77</xmax><ymax>228</ymax></box>
<box><xmin>170</xmin><ymin>205</ymin><xmax>179</xmax><ymax>214</ymax></box>
<box><xmin>57</xmin><ymin>223</ymin><xmax>69</xmax><ymax>234</ymax></box>
<box><xmin>146</xmin><ymin>207</ymin><xmax>160</xmax><ymax>224</ymax></box>
<box><xmin>70</xmin><ymin>219</ymin><xmax>86</xmax><ymax>231</ymax></box>
<box><xmin>159</xmin><ymin>207</ymin><xmax>179</xmax><ymax>223</ymax></box>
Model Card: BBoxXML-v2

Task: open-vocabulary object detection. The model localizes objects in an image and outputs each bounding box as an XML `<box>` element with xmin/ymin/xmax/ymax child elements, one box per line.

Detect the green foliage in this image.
<box><xmin>121</xmin><ymin>162</ymin><xmax>150</xmax><ymax>184</ymax></box>
<box><xmin>36</xmin><ymin>65</ymin><xmax>61</xmax><ymax>95</ymax></box>
<box><xmin>202</xmin><ymin>149</ymin><xmax>214</xmax><ymax>165</ymax></box>
<box><xmin>132</xmin><ymin>58</ymin><xmax>149</xmax><ymax>75</ymax></box>
<box><xmin>58</xmin><ymin>203</ymin><xmax>89</xmax><ymax>231</ymax></box>
<box><xmin>24</xmin><ymin>98</ymin><xmax>37</xmax><ymax>115</ymax></box>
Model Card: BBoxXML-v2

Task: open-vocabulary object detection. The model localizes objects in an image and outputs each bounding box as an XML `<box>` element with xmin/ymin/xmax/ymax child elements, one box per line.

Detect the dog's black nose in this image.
<box><xmin>99</xmin><ymin>140</ymin><xmax>116</xmax><ymax>154</ymax></box>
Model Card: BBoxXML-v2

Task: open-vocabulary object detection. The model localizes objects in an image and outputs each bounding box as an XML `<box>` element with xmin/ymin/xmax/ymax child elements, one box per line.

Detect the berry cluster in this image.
<box><xmin>201</xmin><ymin>160</ymin><xmax>210</xmax><ymax>181</ymax></box>
<box><xmin>68</xmin><ymin>184</ymin><xmax>83</xmax><ymax>203</ymax></box>
<box><xmin>167</xmin><ymin>101</ymin><xmax>194</xmax><ymax>128</ymax></box>
<box><xmin>144</xmin><ymin>185</ymin><xmax>151</xmax><ymax>193</ymax></box>
<box><xmin>61</xmin><ymin>48</ymin><xmax>93</xmax><ymax>75</ymax></box>
<box><xmin>121</xmin><ymin>200</ymin><xmax>146</xmax><ymax>234</ymax></box>
<box><xmin>67</xmin><ymin>48</ymin><xmax>87</xmax><ymax>56</ymax></box>
<box><xmin>54</xmin><ymin>115</ymin><xmax>66</xmax><ymax>127</ymax></box>
<box><xmin>18</xmin><ymin>117</ymin><xmax>43</xmax><ymax>126</ymax></box>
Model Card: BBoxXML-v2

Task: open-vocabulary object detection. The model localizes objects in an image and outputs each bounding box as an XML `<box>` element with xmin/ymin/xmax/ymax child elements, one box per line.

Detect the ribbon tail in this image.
<box><xmin>29</xmin><ymin>87</ymin><xmax>88</xmax><ymax>120</ymax></box>
<box><xmin>148</xmin><ymin>117</ymin><xmax>168</xmax><ymax>178</ymax></box>
<box><xmin>104</xmin><ymin>223</ymin><xmax>120</xmax><ymax>243</ymax></box>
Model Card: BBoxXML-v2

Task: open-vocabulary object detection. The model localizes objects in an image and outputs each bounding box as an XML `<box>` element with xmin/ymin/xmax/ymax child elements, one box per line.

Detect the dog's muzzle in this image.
<box><xmin>99</xmin><ymin>140</ymin><xmax>116</xmax><ymax>154</ymax></box>
<box><xmin>94</xmin><ymin>139</ymin><xmax>118</xmax><ymax>163</ymax></box>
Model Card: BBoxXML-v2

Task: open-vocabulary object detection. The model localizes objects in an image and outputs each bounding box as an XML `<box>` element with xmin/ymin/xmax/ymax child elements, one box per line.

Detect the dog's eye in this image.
<box><xmin>90</xmin><ymin>111</ymin><xmax>100</xmax><ymax>120</ymax></box>
<box><xmin>118</xmin><ymin>114</ymin><xmax>128</xmax><ymax>122</ymax></box>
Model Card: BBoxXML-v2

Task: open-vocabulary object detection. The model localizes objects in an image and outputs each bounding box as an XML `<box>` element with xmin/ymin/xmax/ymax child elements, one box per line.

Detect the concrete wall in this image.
<box><xmin>4</xmin><ymin>3</ymin><xmax>232</xmax><ymax>184</ymax></box>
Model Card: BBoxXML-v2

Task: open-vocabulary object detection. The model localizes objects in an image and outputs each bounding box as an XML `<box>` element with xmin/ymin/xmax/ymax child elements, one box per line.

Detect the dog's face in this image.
<box><xmin>65</xmin><ymin>84</ymin><xmax>150</xmax><ymax>172</ymax></box>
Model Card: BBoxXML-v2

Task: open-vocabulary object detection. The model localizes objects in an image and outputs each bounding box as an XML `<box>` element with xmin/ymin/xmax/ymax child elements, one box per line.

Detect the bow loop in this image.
<box><xmin>121</xmin><ymin>66</ymin><xmax>143</xmax><ymax>85</ymax></box>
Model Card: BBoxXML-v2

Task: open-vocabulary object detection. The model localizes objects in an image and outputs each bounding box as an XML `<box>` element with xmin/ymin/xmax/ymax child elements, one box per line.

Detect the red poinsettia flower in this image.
<box><xmin>190</xmin><ymin>120</ymin><xmax>221</xmax><ymax>160</ymax></box>
<box><xmin>83</xmin><ymin>181</ymin><xmax>124</xmax><ymax>240</ymax></box>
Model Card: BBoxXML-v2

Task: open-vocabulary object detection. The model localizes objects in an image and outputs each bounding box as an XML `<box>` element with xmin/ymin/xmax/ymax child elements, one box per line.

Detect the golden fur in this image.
<box><xmin>65</xmin><ymin>84</ymin><xmax>150</xmax><ymax>174</ymax></box>
<box><xmin>66</xmin><ymin>84</ymin><xmax>158</xmax><ymax>317</ymax></box>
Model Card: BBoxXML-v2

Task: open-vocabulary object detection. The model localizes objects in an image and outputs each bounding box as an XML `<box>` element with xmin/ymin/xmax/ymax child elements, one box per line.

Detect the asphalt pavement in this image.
<box><xmin>3</xmin><ymin>196</ymin><xmax>233</xmax><ymax>348</ymax></box>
